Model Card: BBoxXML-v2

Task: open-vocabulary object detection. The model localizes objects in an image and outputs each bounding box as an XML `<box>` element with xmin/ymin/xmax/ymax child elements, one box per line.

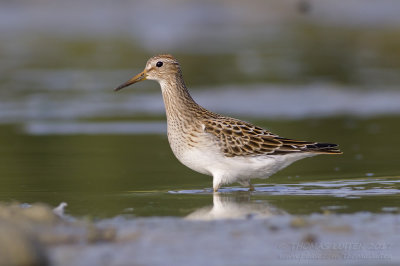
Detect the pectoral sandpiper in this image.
<box><xmin>115</xmin><ymin>54</ymin><xmax>342</xmax><ymax>192</ymax></box>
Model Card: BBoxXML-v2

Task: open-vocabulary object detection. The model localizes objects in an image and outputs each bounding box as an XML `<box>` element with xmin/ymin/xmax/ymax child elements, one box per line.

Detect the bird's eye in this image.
<box><xmin>156</xmin><ymin>61</ymin><xmax>163</xmax><ymax>67</ymax></box>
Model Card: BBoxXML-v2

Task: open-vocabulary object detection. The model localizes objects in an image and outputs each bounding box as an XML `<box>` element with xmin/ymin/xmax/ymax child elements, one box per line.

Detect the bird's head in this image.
<box><xmin>114</xmin><ymin>54</ymin><xmax>180</xmax><ymax>91</ymax></box>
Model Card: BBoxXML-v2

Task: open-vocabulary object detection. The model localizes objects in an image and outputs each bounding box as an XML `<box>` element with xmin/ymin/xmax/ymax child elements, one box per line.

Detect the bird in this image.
<box><xmin>115</xmin><ymin>54</ymin><xmax>342</xmax><ymax>192</ymax></box>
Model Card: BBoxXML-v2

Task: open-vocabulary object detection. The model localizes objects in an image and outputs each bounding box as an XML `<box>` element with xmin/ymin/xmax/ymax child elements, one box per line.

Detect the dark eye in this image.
<box><xmin>156</xmin><ymin>61</ymin><xmax>163</xmax><ymax>67</ymax></box>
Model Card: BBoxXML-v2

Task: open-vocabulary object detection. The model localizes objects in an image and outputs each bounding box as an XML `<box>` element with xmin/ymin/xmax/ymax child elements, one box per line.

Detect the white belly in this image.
<box><xmin>174</xmin><ymin>144</ymin><xmax>315</xmax><ymax>184</ymax></box>
<box><xmin>167</xmin><ymin>124</ymin><xmax>315</xmax><ymax>188</ymax></box>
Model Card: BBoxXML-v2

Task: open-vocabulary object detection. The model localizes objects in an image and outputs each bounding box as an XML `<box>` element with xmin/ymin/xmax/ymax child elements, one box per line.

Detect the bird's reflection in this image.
<box><xmin>186</xmin><ymin>192</ymin><xmax>285</xmax><ymax>220</ymax></box>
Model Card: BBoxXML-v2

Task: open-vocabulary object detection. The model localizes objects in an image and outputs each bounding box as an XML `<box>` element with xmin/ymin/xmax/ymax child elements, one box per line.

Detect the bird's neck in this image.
<box><xmin>159</xmin><ymin>73</ymin><xmax>203</xmax><ymax>122</ymax></box>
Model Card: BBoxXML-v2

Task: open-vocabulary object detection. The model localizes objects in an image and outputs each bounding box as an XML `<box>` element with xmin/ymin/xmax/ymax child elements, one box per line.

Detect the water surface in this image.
<box><xmin>1</xmin><ymin>0</ymin><xmax>400</xmax><ymax>220</ymax></box>
<box><xmin>1</xmin><ymin>115</ymin><xmax>399</xmax><ymax>218</ymax></box>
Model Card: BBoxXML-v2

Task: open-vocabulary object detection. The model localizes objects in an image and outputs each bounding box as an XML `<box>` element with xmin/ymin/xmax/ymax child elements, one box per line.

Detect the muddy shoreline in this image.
<box><xmin>1</xmin><ymin>202</ymin><xmax>399</xmax><ymax>266</ymax></box>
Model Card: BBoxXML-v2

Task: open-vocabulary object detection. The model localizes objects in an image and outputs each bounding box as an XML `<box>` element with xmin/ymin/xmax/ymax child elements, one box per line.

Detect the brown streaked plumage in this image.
<box><xmin>115</xmin><ymin>54</ymin><xmax>342</xmax><ymax>192</ymax></box>
<box><xmin>203</xmin><ymin>117</ymin><xmax>341</xmax><ymax>157</ymax></box>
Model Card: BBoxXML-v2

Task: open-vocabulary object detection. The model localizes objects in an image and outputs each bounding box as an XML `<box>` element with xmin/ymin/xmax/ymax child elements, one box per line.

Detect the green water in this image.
<box><xmin>1</xmin><ymin>2</ymin><xmax>400</xmax><ymax>220</ymax></box>
<box><xmin>1</xmin><ymin>116</ymin><xmax>399</xmax><ymax>218</ymax></box>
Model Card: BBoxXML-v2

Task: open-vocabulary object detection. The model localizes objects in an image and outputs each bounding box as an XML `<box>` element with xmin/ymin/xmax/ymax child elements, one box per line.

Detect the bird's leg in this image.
<box><xmin>249</xmin><ymin>183</ymin><xmax>255</xmax><ymax>191</ymax></box>
<box><xmin>239</xmin><ymin>180</ymin><xmax>255</xmax><ymax>191</ymax></box>
<box><xmin>213</xmin><ymin>184</ymin><xmax>220</xmax><ymax>192</ymax></box>
<box><xmin>213</xmin><ymin>175</ymin><xmax>223</xmax><ymax>192</ymax></box>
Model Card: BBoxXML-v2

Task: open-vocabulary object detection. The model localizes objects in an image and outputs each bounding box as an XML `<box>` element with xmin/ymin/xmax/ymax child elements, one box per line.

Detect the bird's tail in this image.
<box><xmin>305</xmin><ymin>142</ymin><xmax>342</xmax><ymax>154</ymax></box>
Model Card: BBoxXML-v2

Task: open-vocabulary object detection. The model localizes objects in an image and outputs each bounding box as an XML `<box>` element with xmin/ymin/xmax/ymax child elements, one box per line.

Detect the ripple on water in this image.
<box><xmin>170</xmin><ymin>177</ymin><xmax>400</xmax><ymax>198</ymax></box>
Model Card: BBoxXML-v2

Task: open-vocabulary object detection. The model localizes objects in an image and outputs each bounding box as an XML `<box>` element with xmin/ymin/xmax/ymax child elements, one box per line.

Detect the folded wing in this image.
<box><xmin>203</xmin><ymin>118</ymin><xmax>342</xmax><ymax>157</ymax></box>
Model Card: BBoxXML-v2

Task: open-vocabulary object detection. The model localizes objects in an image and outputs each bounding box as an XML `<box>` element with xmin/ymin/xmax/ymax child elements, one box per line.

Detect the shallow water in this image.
<box><xmin>0</xmin><ymin>115</ymin><xmax>399</xmax><ymax>218</ymax></box>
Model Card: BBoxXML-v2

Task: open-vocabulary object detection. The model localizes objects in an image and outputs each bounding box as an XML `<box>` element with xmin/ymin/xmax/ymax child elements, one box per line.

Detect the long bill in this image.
<box><xmin>114</xmin><ymin>70</ymin><xmax>147</xmax><ymax>91</ymax></box>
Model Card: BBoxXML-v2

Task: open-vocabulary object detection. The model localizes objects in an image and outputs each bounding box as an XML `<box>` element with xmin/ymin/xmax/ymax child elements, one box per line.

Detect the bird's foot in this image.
<box><xmin>249</xmin><ymin>183</ymin><xmax>255</xmax><ymax>192</ymax></box>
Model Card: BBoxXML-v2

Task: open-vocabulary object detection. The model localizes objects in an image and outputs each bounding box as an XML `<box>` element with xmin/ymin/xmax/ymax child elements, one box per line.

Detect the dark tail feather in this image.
<box><xmin>306</xmin><ymin>142</ymin><xmax>342</xmax><ymax>154</ymax></box>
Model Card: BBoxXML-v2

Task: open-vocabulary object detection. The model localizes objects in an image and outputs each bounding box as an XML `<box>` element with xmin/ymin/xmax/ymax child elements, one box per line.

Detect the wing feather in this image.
<box><xmin>203</xmin><ymin>118</ymin><xmax>341</xmax><ymax>157</ymax></box>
